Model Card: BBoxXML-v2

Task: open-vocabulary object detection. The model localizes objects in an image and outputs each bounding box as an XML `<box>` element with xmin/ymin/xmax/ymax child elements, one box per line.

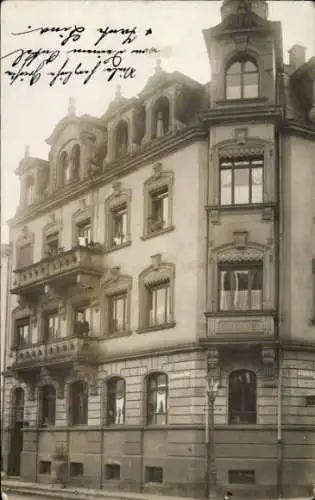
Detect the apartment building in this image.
<box><xmin>2</xmin><ymin>0</ymin><xmax>315</xmax><ymax>497</ymax></box>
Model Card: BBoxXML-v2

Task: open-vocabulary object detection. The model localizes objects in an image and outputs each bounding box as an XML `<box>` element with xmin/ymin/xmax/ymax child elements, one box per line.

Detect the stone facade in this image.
<box><xmin>2</xmin><ymin>0</ymin><xmax>315</xmax><ymax>498</ymax></box>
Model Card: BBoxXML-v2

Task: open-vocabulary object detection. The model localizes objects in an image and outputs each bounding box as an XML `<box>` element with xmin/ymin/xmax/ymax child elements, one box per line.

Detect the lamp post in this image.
<box><xmin>206</xmin><ymin>375</ymin><xmax>220</xmax><ymax>500</ymax></box>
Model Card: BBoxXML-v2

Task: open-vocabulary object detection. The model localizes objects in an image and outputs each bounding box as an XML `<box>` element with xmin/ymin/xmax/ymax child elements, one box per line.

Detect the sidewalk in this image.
<box><xmin>2</xmin><ymin>478</ymin><xmax>198</xmax><ymax>500</ymax></box>
<box><xmin>2</xmin><ymin>478</ymin><xmax>312</xmax><ymax>500</ymax></box>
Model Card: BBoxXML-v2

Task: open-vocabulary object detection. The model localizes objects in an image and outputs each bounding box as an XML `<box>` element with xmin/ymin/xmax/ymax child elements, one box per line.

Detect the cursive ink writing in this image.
<box><xmin>94</xmin><ymin>26</ymin><xmax>137</xmax><ymax>46</ymax></box>
<box><xmin>2</xmin><ymin>23</ymin><xmax>154</xmax><ymax>87</ymax></box>
<box><xmin>12</xmin><ymin>25</ymin><xmax>85</xmax><ymax>47</ymax></box>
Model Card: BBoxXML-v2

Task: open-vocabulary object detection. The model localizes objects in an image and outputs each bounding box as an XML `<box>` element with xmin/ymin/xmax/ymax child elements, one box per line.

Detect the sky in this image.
<box><xmin>1</xmin><ymin>0</ymin><xmax>314</xmax><ymax>243</ymax></box>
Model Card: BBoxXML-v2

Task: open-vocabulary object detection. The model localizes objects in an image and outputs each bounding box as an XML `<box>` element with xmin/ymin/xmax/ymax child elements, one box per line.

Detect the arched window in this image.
<box><xmin>60</xmin><ymin>151</ymin><xmax>70</xmax><ymax>186</ymax></box>
<box><xmin>69</xmin><ymin>381</ymin><xmax>88</xmax><ymax>426</ymax></box>
<box><xmin>226</xmin><ymin>59</ymin><xmax>259</xmax><ymax>100</ymax></box>
<box><xmin>106</xmin><ymin>377</ymin><xmax>125</xmax><ymax>425</ymax></box>
<box><xmin>71</xmin><ymin>144</ymin><xmax>80</xmax><ymax>180</ymax></box>
<box><xmin>115</xmin><ymin>121</ymin><xmax>128</xmax><ymax>159</ymax></box>
<box><xmin>228</xmin><ymin>370</ymin><xmax>257</xmax><ymax>424</ymax></box>
<box><xmin>146</xmin><ymin>372</ymin><xmax>168</xmax><ymax>425</ymax></box>
<box><xmin>26</xmin><ymin>176</ymin><xmax>35</xmax><ymax>206</ymax></box>
<box><xmin>152</xmin><ymin>97</ymin><xmax>170</xmax><ymax>139</ymax></box>
<box><xmin>40</xmin><ymin>385</ymin><xmax>56</xmax><ymax>426</ymax></box>
<box><xmin>12</xmin><ymin>388</ymin><xmax>25</xmax><ymax>425</ymax></box>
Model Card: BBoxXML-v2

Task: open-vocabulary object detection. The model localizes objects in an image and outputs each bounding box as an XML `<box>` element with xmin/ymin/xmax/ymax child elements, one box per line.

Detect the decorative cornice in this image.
<box><xmin>199</xmin><ymin>104</ymin><xmax>283</xmax><ymax>125</ymax></box>
<box><xmin>281</xmin><ymin>119</ymin><xmax>315</xmax><ymax>139</ymax></box>
<box><xmin>8</xmin><ymin>126</ymin><xmax>206</xmax><ymax>228</ymax></box>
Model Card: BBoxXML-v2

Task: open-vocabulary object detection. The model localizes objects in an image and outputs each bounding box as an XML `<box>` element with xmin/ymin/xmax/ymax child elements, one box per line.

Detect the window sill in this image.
<box><xmin>104</xmin><ymin>240</ymin><xmax>132</xmax><ymax>254</ymax></box>
<box><xmin>216</xmin><ymin>97</ymin><xmax>268</xmax><ymax>106</ymax></box>
<box><xmin>205</xmin><ymin>310</ymin><xmax>275</xmax><ymax>318</ymax></box>
<box><xmin>206</xmin><ymin>202</ymin><xmax>277</xmax><ymax>211</ymax></box>
<box><xmin>136</xmin><ymin>322</ymin><xmax>176</xmax><ymax>334</ymax></box>
<box><xmin>103</xmin><ymin>330</ymin><xmax>132</xmax><ymax>340</ymax></box>
<box><xmin>141</xmin><ymin>225</ymin><xmax>174</xmax><ymax>241</ymax></box>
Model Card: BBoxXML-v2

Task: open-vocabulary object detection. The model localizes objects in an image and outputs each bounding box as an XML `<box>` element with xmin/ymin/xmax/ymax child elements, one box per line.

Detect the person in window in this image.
<box><xmin>74</xmin><ymin>312</ymin><xmax>90</xmax><ymax>337</ymax></box>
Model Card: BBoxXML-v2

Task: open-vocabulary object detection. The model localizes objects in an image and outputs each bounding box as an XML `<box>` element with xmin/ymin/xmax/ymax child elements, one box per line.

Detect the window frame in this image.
<box><xmin>105</xmin><ymin>184</ymin><xmax>131</xmax><ymax>252</ymax></box>
<box><xmin>114</xmin><ymin>120</ymin><xmax>129</xmax><ymax>159</ymax></box>
<box><xmin>101</xmin><ymin>268</ymin><xmax>132</xmax><ymax>338</ymax></box>
<box><xmin>225</xmin><ymin>58</ymin><xmax>259</xmax><ymax>101</ymax></box>
<box><xmin>228</xmin><ymin>370</ymin><xmax>257</xmax><ymax>425</ymax></box>
<box><xmin>219</xmin><ymin>155</ymin><xmax>264</xmax><ymax>206</ymax></box>
<box><xmin>73</xmin><ymin>302</ymin><xmax>91</xmax><ymax>337</ymax></box>
<box><xmin>106</xmin><ymin>377</ymin><xmax>126</xmax><ymax>425</ymax></box>
<box><xmin>142</xmin><ymin>165</ymin><xmax>174</xmax><ymax>240</ymax></box>
<box><xmin>151</xmin><ymin>96</ymin><xmax>170</xmax><ymax>139</ymax></box>
<box><xmin>76</xmin><ymin>219</ymin><xmax>92</xmax><ymax>246</ymax></box>
<box><xmin>43</xmin><ymin>309</ymin><xmax>59</xmax><ymax>343</ymax></box>
<box><xmin>146</xmin><ymin>372</ymin><xmax>168</xmax><ymax>425</ymax></box>
<box><xmin>45</xmin><ymin>232</ymin><xmax>60</xmax><ymax>257</ymax></box>
<box><xmin>108</xmin><ymin>292</ymin><xmax>128</xmax><ymax>335</ymax></box>
<box><xmin>15</xmin><ymin>317</ymin><xmax>31</xmax><ymax>348</ymax></box>
<box><xmin>218</xmin><ymin>262</ymin><xmax>263</xmax><ymax>312</ymax></box>
<box><xmin>146</xmin><ymin>281</ymin><xmax>171</xmax><ymax>328</ymax></box>
<box><xmin>39</xmin><ymin>384</ymin><xmax>56</xmax><ymax>427</ymax></box>
<box><xmin>68</xmin><ymin>380</ymin><xmax>88</xmax><ymax>426</ymax></box>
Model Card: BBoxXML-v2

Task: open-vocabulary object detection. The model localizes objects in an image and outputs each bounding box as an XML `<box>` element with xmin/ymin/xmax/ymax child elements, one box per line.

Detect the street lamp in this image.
<box><xmin>206</xmin><ymin>375</ymin><xmax>220</xmax><ymax>500</ymax></box>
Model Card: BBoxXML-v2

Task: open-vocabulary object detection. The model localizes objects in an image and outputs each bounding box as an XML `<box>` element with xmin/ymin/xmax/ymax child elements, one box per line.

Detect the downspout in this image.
<box><xmin>2</xmin><ymin>244</ymin><xmax>12</xmax><ymax>472</ymax></box>
<box><xmin>275</xmin><ymin>61</ymin><xmax>285</xmax><ymax>499</ymax></box>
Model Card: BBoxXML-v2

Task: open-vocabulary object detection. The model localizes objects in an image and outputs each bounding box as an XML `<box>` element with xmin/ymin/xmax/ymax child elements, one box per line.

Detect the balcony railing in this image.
<box><xmin>10</xmin><ymin>335</ymin><xmax>101</xmax><ymax>370</ymax></box>
<box><xmin>11</xmin><ymin>246</ymin><xmax>104</xmax><ymax>295</ymax></box>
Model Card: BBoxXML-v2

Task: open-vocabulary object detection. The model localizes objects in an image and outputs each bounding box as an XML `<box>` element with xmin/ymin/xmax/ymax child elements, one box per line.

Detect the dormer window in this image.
<box><xmin>115</xmin><ymin>121</ymin><xmax>128</xmax><ymax>159</ymax></box>
<box><xmin>26</xmin><ymin>176</ymin><xmax>35</xmax><ymax>206</ymax></box>
<box><xmin>71</xmin><ymin>144</ymin><xmax>80</xmax><ymax>180</ymax></box>
<box><xmin>152</xmin><ymin>97</ymin><xmax>170</xmax><ymax>139</ymax></box>
<box><xmin>60</xmin><ymin>151</ymin><xmax>70</xmax><ymax>186</ymax></box>
<box><xmin>226</xmin><ymin>59</ymin><xmax>259</xmax><ymax>100</ymax></box>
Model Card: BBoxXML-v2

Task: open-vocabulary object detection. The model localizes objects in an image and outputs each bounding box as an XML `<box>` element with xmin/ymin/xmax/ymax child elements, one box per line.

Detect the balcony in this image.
<box><xmin>10</xmin><ymin>335</ymin><xmax>101</xmax><ymax>372</ymax></box>
<box><xmin>11</xmin><ymin>246</ymin><xmax>104</xmax><ymax>297</ymax></box>
<box><xmin>204</xmin><ymin>311</ymin><xmax>276</xmax><ymax>342</ymax></box>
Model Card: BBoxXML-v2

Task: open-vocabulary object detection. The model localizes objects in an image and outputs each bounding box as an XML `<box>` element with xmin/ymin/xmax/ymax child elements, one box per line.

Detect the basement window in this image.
<box><xmin>70</xmin><ymin>462</ymin><xmax>84</xmax><ymax>477</ymax></box>
<box><xmin>228</xmin><ymin>470</ymin><xmax>255</xmax><ymax>484</ymax></box>
<box><xmin>145</xmin><ymin>466</ymin><xmax>163</xmax><ymax>483</ymax></box>
<box><xmin>105</xmin><ymin>463</ymin><xmax>120</xmax><ymax>480</ymax></box>
<box><xmin>39</xmin><ymin>461</ymin><xmax>51</xmax><ymax>475</ymax></box>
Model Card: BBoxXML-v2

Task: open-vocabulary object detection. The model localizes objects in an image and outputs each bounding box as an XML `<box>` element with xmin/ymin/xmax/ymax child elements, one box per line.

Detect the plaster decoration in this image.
<box><xmin>233</xmin><ymin>35</ymin><xmax>249</xmax><ymax>52</ymax></box>
<box><xmin>207</xmin><ymin>315</ymin><xmax>274</xmax><ymax>337</ymax></box>
<box><xmin>261</xmin><ymin>346</ymin><xmax>277</xmax><ymax>380</ymax></box>
<box><xmin>261</xmin><ymin>207</ymin><xmax>274</xmax><ymax>221</ymax></box>
<box><xmin>233</xmin><ymin>230</ymin><xmax>249</xmax><ymax>249</ymax></box>
<box><xmin>234</xmin><ymin>127</ymin><xmax>248</xmax><ymax>145</ymax></box>
<box><xmin>217</xmin><ymin>246</ymin><xmax>264</xmax><ymax>263</ymax></box>
<box><xmin>207</xmin><ymin>347</ymin><xmax>220</xmax><ymax>371</ymax></box>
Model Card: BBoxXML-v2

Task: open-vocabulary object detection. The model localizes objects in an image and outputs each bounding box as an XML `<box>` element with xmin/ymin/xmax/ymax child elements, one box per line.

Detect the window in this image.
<box><xmin>152</xmin><ymin>97</ymin><xmax>170</xmax><ymax>139</ymax></box>
<box><xmin>17</xmin><ymin>243</ymin><xmax>32</xmax><ymax>268</ymax></box>
<box><xmin>147</xmin><ymin>372</ymin><xmax>168</xmax><ymax>425</ymax></box>
<box><xmin>146</xmin><ymin>282</ymin><xmax>171</xmax><ymax>327</ymax></box>
<box><xmin>26</xmin><ymin>176</ymin><xmax>35</xmax><ymax>206</ymax></box>
<box><xmin>60</xmin><ymin>151</ymin><xmax>70</xmax><ymax>186</ymax></box>
<box><xmin>226</xmin><ymin>59</ymin><xmax>259</xmax><ymax>100</ymax></box>
<box><xmin>71</xmin><ymin>144</ymin><xmax>80</xmax><ymax>180</ymax></box>
<box><xmin>108</xmin><ymin>294</ymin><xmax>127</xmax><ymax>334</ymax></box>
<box><xmin>45</xmin><ymin>233</ymin><xmax>59</xmax><ymax>257</ymax></box>
<box><xmin>228</xmin><ymin>470</ymin><xmax>255</xmax><ymax>484</ymax></box>
<box><xmin>43</xmin><ymin>310</ymin><xmax>59</xmax><ymax>342</ymax></box>
<box><xmin>106</xmin><ymin>377</ymin><xmax>125</xmax><ymax>425</ymax></box>
<box><xmin>39</xmin><ymin>461</ymin><xmax>52</xmax><ymax>475</ymax></box>
<box><xmin>69</xmin><ymin>381</ymin><xmax>88</xmax><ymax>426</ymax></box>
<box><xmin>105</xmin><ymin>464</ymin><xmax>120</xmax><ymax>480</ymax></box>
<box><xmin>115</xmin><ymin>121</ymin><xmax>128</xmax><ymax>158</ymax></box>
<box><xmin>220</xmin><ymin>156</ymin><xmax>263</xmax><ymax>205</ymax></box>
<box><xmin>12</xmin><ymin>388</ymin><xmax>25</xmax><ymax>424</ymax></box>
<box><xmin>15</xmin><ymin>318</ymin><xmax>31</xmax><ymax>347</ymax></box>
<box><xmin>111</xmin><ymin>204</ymin><xmax>127</xmax><ymax>247</ymax></box>
<box><xmin>145</xmin><ymin>466</ymin><xmax>163</xmax><ymax>483</ymax></box>
<box><xmin>40</xmin><ymin>385</ymin><xmax>56</xmax><ymax>426</ymax></box>
<box><xmin>228</xmin><ymin>370</ymin><xmax>257</xmax><ymax>424</ymax></box>
<box><xmin>219</xmin><ymin>264</ymin><xmax>263</xmax><ymax>311</ymax></box>
<box><xmin>73</xmin><ymin>304</ymin><xmax>91</xmax><ymax>336</ymax></box>
<box><xmin>77</xmin><ymin>220</ymin><xmax>92</xmax><ymax>246</ymax></box>
<box><xmin>70</xmin><ymin>462</ymin><xmax>84</xmax><ymax>477</ymax></box>
<box><xmin>149</xmin><ymin>188</ymin><xmax>169</xmax><ymax>234</ymax></box>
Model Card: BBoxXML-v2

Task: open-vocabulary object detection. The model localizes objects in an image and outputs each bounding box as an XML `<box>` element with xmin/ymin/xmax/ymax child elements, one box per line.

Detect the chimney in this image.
<box><xmin>288</xmin><ymin>44</ymin><xmax>306</xmax><ymax>70</ymax></box>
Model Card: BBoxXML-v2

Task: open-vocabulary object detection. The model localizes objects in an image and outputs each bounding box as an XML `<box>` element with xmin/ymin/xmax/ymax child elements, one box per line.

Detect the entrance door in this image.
<box><xmin>8</xmin><ymin>388</ymin><xmax>24</xmax><ymax>476</ymax></box>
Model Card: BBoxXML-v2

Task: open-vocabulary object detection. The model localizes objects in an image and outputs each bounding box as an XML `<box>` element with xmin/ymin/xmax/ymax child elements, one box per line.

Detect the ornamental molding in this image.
<box><xmin>140</xmin><ymin>255</ymin><xmax>175</xmax><ymax>287</ymax></box>
<box><xmin>100</xmin><ymin>266</ymin><xmax>132</xmax><ymax>295</ymax></box>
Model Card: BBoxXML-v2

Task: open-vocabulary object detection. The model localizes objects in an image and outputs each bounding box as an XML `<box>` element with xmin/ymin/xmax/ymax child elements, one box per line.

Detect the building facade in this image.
<box><xmin>2</xmin><ymin>0</ymin><xmax>315</xmax><ymax>497</ymax></box>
